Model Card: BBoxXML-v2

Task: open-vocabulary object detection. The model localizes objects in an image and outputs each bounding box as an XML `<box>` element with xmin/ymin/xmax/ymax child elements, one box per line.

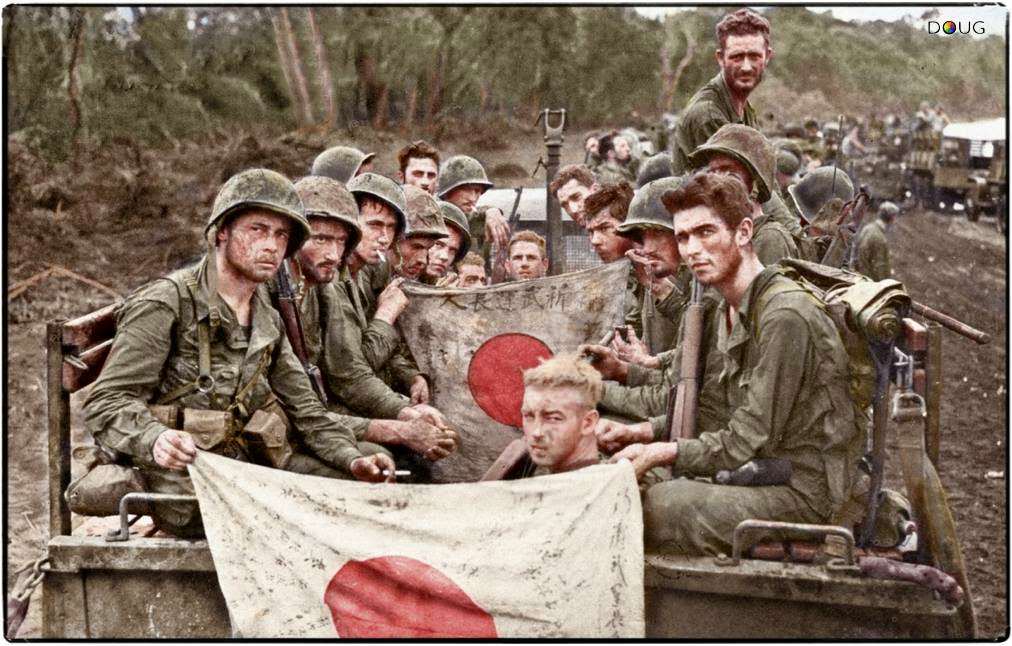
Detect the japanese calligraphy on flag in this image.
<box><xmin>399</xmin><ymin>261</ymin><xmax>630</xmax><ymax>482</ymax></box>
<box><xmin>188</xmin><ymin>452</ymin><xmax>645</xmax><ymax>638</ymax></box>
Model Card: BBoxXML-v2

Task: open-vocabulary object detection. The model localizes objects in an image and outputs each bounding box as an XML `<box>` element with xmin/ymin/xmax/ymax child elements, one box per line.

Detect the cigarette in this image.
<box><xmin>382</xmin><ymin>469</ymin><xmax>412</xmax><ymax>477</ymax></box>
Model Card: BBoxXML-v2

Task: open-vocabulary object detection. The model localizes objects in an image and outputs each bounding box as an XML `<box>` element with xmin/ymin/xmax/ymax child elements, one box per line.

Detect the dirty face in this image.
<box><xmin>673</xmin><ymin>204</ymin><xmax>751</xmax><ymax>287</ymax></box>
<box><xmin>556</xmin><ymin>178</ymin><xmax>595</xmax><ymax>226</ymax></box>
<box><xmin>402</xmin><ymin>157</ymin><xmax>439</xmax><ymax>195</ymax></box>
<box><xmin>507</xmin><ymin>241</ymin><xmax>548</xmax><ymax>281</ymax></box>
<box><xmin>717</xmin><ymin>33</ymin><xmax>771</xmax><ymax>97</ymax></box>
<box><xmin>586</xmin><ymin>211</ymin><xmax>633</xmax><ymax>263</ymax></box>
<box><xmin>298</xmin><ymin>217</ymin><xmax>350</xmax><ymax>284</ymax></box>
<box><xmin>457</xmin><ymin>263</ymin><xmax>487</xmax><ymax>288</ymax></box>
<box><xmin>424</xmin><ymin>227</ymin><xmax>462</xmax><ymax>279</ymax></box>
<box><xmin>521</xmin><ymin>385</ymin><xmax>597</xmax><ymax>471</ymax></box>
<box><xmin>354</xmin><ymin>199</ymin><xmax>398</xmax><ymax>265</ymax></box>
<box><xmin>396</xmin><ymin>236</ymin><xmax>436</xmax><ymax>279</ymax></box>
<box><xmin>707</xmin><ymin>155</ymin><xmax>755</xmax><ymax>195</ymax></box>
<box><xmin>585</xmin><ymin>136</ymin><xmax>599</xmax><ymax>155</ymax></box>
<box><xmin>444</xmin><ymin>184</ymin><xmax>485</xmax><ymax>216</ymax></box>
<box><xmin>218</xmin><ymin>209</ymin><xmax>290</xmax><ymax>283</ymax></box>
<box><xmin>637</xmin><ymin>228</ymin><xmax>680</xmax><ymax>279</ymax></box>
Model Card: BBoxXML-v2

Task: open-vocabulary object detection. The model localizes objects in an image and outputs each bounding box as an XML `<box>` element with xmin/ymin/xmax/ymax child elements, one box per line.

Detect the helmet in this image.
<box><xmin>776</xmin><ymin>149</ymin><xmax>801</xmax><ymax>177</ymax></box>
<box><xmin>617</xmin><ymin>175</ymin><xmax>686</xmax><ymax>236</ymax></box>
<box><xmin>346</xmin><ymin>172</ymin><xmax>408</xmax><ymax>235</ymax></box>
<box><xmin>878</xmin><ymin>201</ymin><xmax>900</xmax><ymax>218</ymax></box>
<box><xmin>636</xmin><ymin>152</ymin><xmax>673</xmax><ymax>188</ymax></box>
<box><xmin>688</xmin><ymin>124</ymin><xmax>775</xmax><ymax>203</ymax></box>
<box><xmin>293</xmin><ymin>176</ymin><xmax>361</xmax><ymax>259</ymax></box>
<box><xmin>788</xmin><ymin>165</ymin><xmax>855</xmax><ymax>222</ymax></box>
<box><xmin>207</xmin><ymin>168</ymin><xmax>309</xmax><ymax>257</ymax></box>
<box><xmin>437</xmin><ymin>200</ymin><xmax>472</xmax><ymax>261</ymax></box>
<box><xmin>403</xmin><ymin>185</ymin><xmax>449</xmax><ymax>239</ymax></box>
<box><xmin>774</xmin><ymin>138</ymin><xmax>804</xmax><ymax>165</ymax></box>
<box><xmin>311</xmin><ymin>146</ymin><xmax>375</xmax><ymax>184</ymax></box>
<box><xmin>436</xmin><ymin>155</ymin><xmax>493</xmax><ymax>197</ymax></box>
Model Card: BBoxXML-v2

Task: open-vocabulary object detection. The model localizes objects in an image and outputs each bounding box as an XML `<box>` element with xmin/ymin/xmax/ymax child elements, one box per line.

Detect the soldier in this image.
<box><xmin>610</xmin><ymin>172</ymin><xmax>864</xmax><ymax>556</ymax></box>
<box><xmin>669</xmin><ymin>8</ymin><xmax>773</xmax><ymax>174</ymax></box>
<box><xmin>393</xmin><ymin>186</ymin><xmax>449</xmax><ymax>281</ymax></box>
<box><xmin>788</xmin><ymin>165</ymin><xmax>855</xmax><ymax>225</ymax></box>
<box><xmin>853</xmin><ymin>201</ymin><xmax>897</xmax><ymax>281</ymax></box>
<box><xmin>84</xmin><ymin>169</ymin><xmax>397</xmax><ymax>538</ymax></box>
<box><xmin>284</xmin><ymin>177</ymin><xmax>458</xmax><ymax>462</ymax></box>
<box><xmin>688</xmin><ymin>124</ymin><xmax>801</xmax><ymax>261</ymax></box>
<box><xmin>505</xmin><ymin>230</ymin><xmax>549</xmax><ymax>281</ymax></box>
<box><xmin>396</xmin><ymin>140</ymin><xmax>440</xmax><ymax>195</ymax></box>
<box><xmin>521</xmin><ymin>353</ymin><xmax>604</xmax><ymax>475</ymax></box>
<box><xmin>584</xmin><ymin>182</ymin><xmax>635</xmax><ymax>265</ymax></box>
<box><xmin>423</xmin><ymin>200</ymin><xmax>472</xmax><ymax>285</ymax></box>
<box><xmin>436</xmin><ymin>155</ymin><xmax>510</xmax><ymax>265</ymax></box>
<box><xmin>584</xmin><ymin>132</ymin><xmax>602</xmax><ymax>171</ymax></box>
<box><xmin>311</xmin><ymin>146</ymin><xmax>375</xmax><ymax>184</ymax></box>
<box><xmin>548</xmin><ymin>164</ymin><xmax>599</xmax><ymax>226</ymax></box>
<box><xmin>455</xmin><ymin>252</ymin><xmax>488</xmax><ymax>288</ymax></box>
<box><xmin>595</xmin><ymin>134</ymin><xmax>636</xmax><ymax>185</ymax></box>
<box><xmin>636</xmin><ymin>152</ymin><xmax>673</xmax><ymax>188</ymax></box>
<box><xmin>774</xmin><ymin>149</ymin><xmax>805</xmax><ymax>223</ymax></box>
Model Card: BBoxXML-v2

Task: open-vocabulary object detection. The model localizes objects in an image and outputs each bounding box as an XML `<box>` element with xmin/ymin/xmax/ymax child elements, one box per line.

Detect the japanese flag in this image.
<box><xmin>189</xmin><ymin>452</ymin><xmax>645</xmax><ymax>638</ymax></box>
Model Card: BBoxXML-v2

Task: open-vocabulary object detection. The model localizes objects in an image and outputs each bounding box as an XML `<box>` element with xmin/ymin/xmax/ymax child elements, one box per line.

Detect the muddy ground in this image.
<box><xmin>5</xmin><ymin>126</ymin><xmax>1008</xmax><ymax>637</ymax></box>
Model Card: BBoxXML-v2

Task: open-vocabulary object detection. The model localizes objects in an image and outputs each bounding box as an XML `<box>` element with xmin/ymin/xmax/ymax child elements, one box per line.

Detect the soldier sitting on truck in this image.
<box><xmin>607</xmin><ymin>171</ymin><xmax>864</xmax><ymax>556</ymax></box>
<box><xmin>83</xmin><ymin>169</ymin><xmax>397</xmax><ymax>538</ymax></box>
<box><xmin>548</xmin><ymin>164</ymin><xmax>599</xmax><ymax>227</ymax></box>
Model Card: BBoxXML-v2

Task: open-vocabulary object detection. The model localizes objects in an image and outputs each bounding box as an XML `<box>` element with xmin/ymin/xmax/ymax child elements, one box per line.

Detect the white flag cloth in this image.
<box><xmin>189</xmin><ymin>452</ymin><xmax>645</xmax><ymax>638</ymax></box>
<box><xmin>399</xmin><ymin>262</ymin><xmax>630</xmax><ymax>482</ymax></box>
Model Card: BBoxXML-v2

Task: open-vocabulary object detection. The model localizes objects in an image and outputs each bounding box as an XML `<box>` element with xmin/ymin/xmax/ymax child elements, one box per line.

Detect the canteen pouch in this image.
<box><xmin>243</xmin><ymin>405</ymin><xmax>293</xmax><ymax>469</ymax></box>
<box><xmin>65</xmin><ymin>450</ymin><xmax>146</xmax><ymax>517</ymax></box>
<box><xmin>182</xmin><ymin>408</ymin><xmax>232</xmax><ymax>450</ymax></box>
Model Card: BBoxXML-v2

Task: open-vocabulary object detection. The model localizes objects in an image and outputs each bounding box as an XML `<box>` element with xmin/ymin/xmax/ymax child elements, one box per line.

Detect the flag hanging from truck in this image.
<box><xmin>399</xmin><ymin>261</ymin><xmax>630</xmax><ymax>482</ymax></box>
<box><xmin>189</xmin><ymin>452</ymin><xmax>645</xmax><ymax>638</ymax></box>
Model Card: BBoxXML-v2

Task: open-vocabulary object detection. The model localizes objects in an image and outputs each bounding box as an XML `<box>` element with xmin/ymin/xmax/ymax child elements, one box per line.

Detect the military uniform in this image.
<box><xmin>642</xmin><ymin>267</ymin><xmax>865</xmax><ymax>556</ymax></box>
<box><xmin>670</xmin><ymin>74</ymin><xmax>758</xmax><ymax>175</ymax></box>
<box><xmin>853</xmin><ymin>218</ymin><xmax>891</xmax><ymax>281</ymax></box>
<box><xmin>595</xmin><ymin>160</ymin><xmax>635</xmax><ymax>186</ymax></box>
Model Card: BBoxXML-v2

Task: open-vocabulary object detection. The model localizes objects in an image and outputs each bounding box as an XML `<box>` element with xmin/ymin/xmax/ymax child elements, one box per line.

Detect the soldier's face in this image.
<box><xmin>557</xmin><ymin>179</ymin><xmax>596</xmax><ymax>225</ymax></box>
<box><xmin>707</xmin><ymin>156</ymin><xmax>755</xmax><ymax>195</ymax></box>
<box><xmin>717</xmin><ymin>33</ymin><xmax>771</xmax><ymax>96</ymax></box>
<box><xmin>445</xmin><ymin>184</ymin><xmax>485</xmax><ymax>215</ymax></box>
<box><xmin>218</xmin><ymin>210</ymin><xmax>291</xmax><ymax>283</ymax></box>
<box><xmin>424</xmin><ymin>228</ymin><xmax>462</xmax><ymax>279</ymax></box>
<box><xmin>637</xmin><ymin>228</ymin><xmax>680</xmax><ymax>278</ymax></box>
<box><xmin>586</xmin><ymin>212</ymin><xmax>634</xmax><ymax>263</ymax></box>
<box><xmin>397</xmin><ymin>236</ymin><xmax>436</xmax><ymax>279</ymax></box>
<box><xmin>614</xmin><ymin>136</ymin><xmax>632</xmax><ymax>161</ymax></box>
<box><xmin>298</xmin><ymin>218</ymin><xmax>349</xmax><ymax>284</ymax></box>
<box><xmin>457</xmin><ymin>264</ymin><xmax>487</xmax><ymax>288</ymax></box>
<box><xmin>507</xmin><ymin>241</ymin><xmax>548</xmax><ymax>281</ymax></box>
<box><xmin>521</xmin><ymin>386</ymin><xmax>598</xmax><ymax>471</ymax></box>
<box><xmin>585</xmin><ymin>137</ymin><xmax>599</xmax><ymax>155</ymax></box>
<box><xmin>354</xmin><ymin>200</ymin><xmax>398</xmax><ymax>265</ymax></box>
<box><xmin>673</xmin><ymin>205</ymin><xmax>751</xmax><ymax>287</ymax></box>
<box><xmin>401</xmin><ymin>157</ymin><xmax>439</xmax><ymax>194</ymax></box>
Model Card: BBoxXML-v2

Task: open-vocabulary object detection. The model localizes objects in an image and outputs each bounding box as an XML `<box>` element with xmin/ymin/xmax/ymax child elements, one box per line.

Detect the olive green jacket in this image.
<box><xmin>595</xmin><ymin>160</ymin><xmax>635</xmax><ymax>186</ymax></box>
<box><xmin>670</xmin><ymin>73</ymin><xmax>758</xmax><ymax>175</ymax></box>
<box><xmin>84</xmin><ymin>259</ymin><xmax>365</xmax><ymax>472</ymax></box>
<box><xmin>673</xmin><ymin>267</ymin><xmax>864</xmax><ymax>515</ymax></box>
<box><xmin>854</xmin><ymin>219</ymin><xmax>891</xmax><ymax>281</ymax></box>
<box><xmin>752</xmin><ymin>213</ymin><xmax>799</xmax><ymax>266</ymax></box>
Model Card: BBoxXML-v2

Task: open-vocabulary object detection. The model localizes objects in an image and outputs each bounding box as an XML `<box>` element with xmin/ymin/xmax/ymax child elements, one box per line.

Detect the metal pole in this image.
<box><xmin>540</xmin><ymin>109</ymin><xmax>566</xmax><ymax>275</ymax></box>
<box><xmin>925</xmin><ymin>324</ymin><xmax>943</xmax><ymax>467</ymax></box>
<box><xmin>47</xmin><ymin>321</ymin><xmax>72</xmax><ymax>537</ymax></box>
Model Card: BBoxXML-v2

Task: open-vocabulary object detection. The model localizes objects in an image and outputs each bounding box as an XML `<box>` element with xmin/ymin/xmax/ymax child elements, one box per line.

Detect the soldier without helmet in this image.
<box><xmin>397</xmin><ymin>140</ymin><xmax>440</xmax><ymax>195</ymax></box>
<box><xmin>594</xmin><ymin>133</ymin><xmax>636</xmax><ymax>186</ymax></box>
<box><xmin>853</xmin><ymin>201</ymin><xmax>897</xmax><ymax>281</ymax></box>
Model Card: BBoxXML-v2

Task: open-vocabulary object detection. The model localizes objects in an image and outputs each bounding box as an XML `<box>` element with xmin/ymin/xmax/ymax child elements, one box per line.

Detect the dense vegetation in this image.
<box><xmin>4</xmin><ymin>6</ymin><xmax>1005</xmax><ymax>160</ymax></box>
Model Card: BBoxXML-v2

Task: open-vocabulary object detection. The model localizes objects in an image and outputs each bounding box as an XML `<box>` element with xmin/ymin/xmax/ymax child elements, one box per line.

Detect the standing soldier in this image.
<box><xmin>669</xmin><ymin>8</ymin><xmax>773</xmax><ymax>175</ymax></box>
<box><xmin>853</xmin><ymin>201</ymin><xmax>897</xmax><ymax>281</ymax></box>
<box><xmin>311</xmin><ymin>145</ymin><xmax>375</xmax><ymax>184</ymax></box>
<box><xmin>396</xmin><ymin>140</ymin><xmax>441</xmax><ymax>195</ymax></box>
<box><xmin>437</xmin><ymin>155</ymin><xmax>511</xmax><ymax>267</ymax></box>
<box><xmin>84</xmin><ymin>169</ymin><xmax>396</xmax><ymax>538</ymax></box>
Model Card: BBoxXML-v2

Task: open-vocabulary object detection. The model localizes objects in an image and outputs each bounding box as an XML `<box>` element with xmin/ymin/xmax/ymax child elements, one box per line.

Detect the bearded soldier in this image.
<box><xmin>84</xmin><ymin>169</ymin><xmax>396</xmax><ymax>538</ymax></box>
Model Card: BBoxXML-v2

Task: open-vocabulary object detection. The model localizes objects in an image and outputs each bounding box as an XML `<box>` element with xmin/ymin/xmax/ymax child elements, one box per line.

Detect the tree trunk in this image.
<box><xmin>270</xmin><ymin>10</ymin><xmax>306</xmax><ymax>127</ymax></box>
<box><xmin>67</xmin><ymin>8</ymin><xmax>86</xmax><ymax>152</ymax></box>
<box><xmin>279</xmin><ymin>8</ymin><xmax>314</xmax><ymax>127</ymax></box>
<box><xmin>306</xmin><ymin>8</ymin><xmax>336</xmax><ymax>130</ymax></box>
<box><xmin>4</xmin><ymin>6</ymin><xmax>16</xmax><ymax>128</ymax></box>
<box><xmin>663</xmin><ymin>24</ymin><xmax>696</xmax><ymax>113</ymax></box>
<box><xmin>372</xmin><ymin>84</ymin><xmax>389</xmax><ymax>130</ymax></box>
<box><xmin>403</xmin><ymin>80</ymin><xmax>417</xmax><ymax>134</ymax></box>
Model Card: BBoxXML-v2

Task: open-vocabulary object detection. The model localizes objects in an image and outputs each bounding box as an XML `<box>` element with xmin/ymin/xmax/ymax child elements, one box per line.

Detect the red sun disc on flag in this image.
<box><xmin>467</xmin><ymin>333</ymin><xmax>553</xmax><ymax>427</ymax></box>
<box><xmin>324</xmin><ymin>556</ymin><xmax>497</xmax><ymax>638</ymax></box>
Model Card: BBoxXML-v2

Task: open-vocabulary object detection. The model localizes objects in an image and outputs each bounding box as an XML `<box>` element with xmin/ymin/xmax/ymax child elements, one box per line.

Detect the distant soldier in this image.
<box><xmin>788</xmin><ymin>166</ymin><xmax>856</xmax><ymax>264</ymax></box>
<box><xmin>549</xmin><ymin>164</ymin><xmax>599</xmax><ymax>226</ymax></box>
<box><xmin>423</xmin><ymin>201</ymin><xmax>472</xmax><ymax>284</ymax></box>
<box><xmin>392</xmin><ymin>186</ymin><xmax>449</xmax><ymax>281</ymax></box>
<box><xmin>669</xmin><ymin>8</ymin><xmax>773</xmax><ymax>174</ymax></box>
<box><xmin>774</xmin><ymin>149</ymin><xmax>804</xmax><ymax>221</ymax></box>
<box><xmin>595</xmin><ymin>134</ymin><xmax>636</xmax><ymax>185</ymax></box>
<box><xmin>505</xmin><ymin>230</ymin><xmax>549</xmax><ymax>281</ymax></box>
<box><xmin>455</xmin><ymin>252</ymin><xmax>488</xmax><ymax>288</ymax></box>
<box><xmin>84</xmin><ymin>169</ymin><xmax>396</xmax><ymax>538</ymax></box>
<box><xmin>636</xmin><ymin>152</ymin><xmax>673</xmax><ymax>188</ymax></box>
<box><xmin>311</xmin><ymin>146</ymin><xmax>375</xmax><ymax>184</ymax></box>
<box><xmin>584</xmin><ymin>132</ymin><xmax>602</xmax><ymax>171</ymax></box>
<box><xmin>853</xmin><ymin>201</ymin><xmax>897</xmax><ymax>281</ymax></box>
<box><xmin>396</xmin><ymin>140</ymin><xmax>440</xmax><ymax>195</ymax></box>
<box><xmin>437</xmin><ymin>155</ymin><xmax>510</xmax><ymax>266</ymax></box>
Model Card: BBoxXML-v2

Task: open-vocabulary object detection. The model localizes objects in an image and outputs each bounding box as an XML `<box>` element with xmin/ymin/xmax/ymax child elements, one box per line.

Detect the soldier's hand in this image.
<box><xmin>399</xmin><ymin>418</ymin><xmax>458</xmax><ymax>461</ymax></box>
<box><xmin>596</xmin><ymin>419</ymin><xmax>653</xmax><ymax>454</ymax></box>
<box><xmin>625</xmin><ymin>249</ymin><xmax>658</xmax><ymax>286</ymax></box>
<box><xmin>610</xmin><ymin>326</ymin><xmax>658</xmax><ymax>368</ymax></box>
<box><xmin>609</xmin><ymin>442</ymin><xmax>678</xmax><ymax>480</ymax></box>
<box><xmin>153</xmin><ymin>430</ymin><xmax>198</xmax><ymax>471</ymax></box>
<box><xmin>484</xmin><ymin>207</ymin><xmax>510</xmax><ymax>248</ymax></box>
<box><xmin>435</xmin><ymin>272</ymin><xmax>458</xmax><ymax>288</ymax></box>
<box><xmin>409</xmin><ymin>375</ymin><xmax>430</xmax><ymax>405</ymax></box>
<box><xmin>375</xmin><ymin>278</ymin><xmax>408</xmax><ymax>325</ymax></box>
<box><xmin>577</xmin><ymin>344</ymin><xmax>629</xmax><ymax>384</ymax></box>
<box><xmin>649</xmin><ymin>276</ymin><xmax>676</xmax><ymax>302</ymax></box>
<box><xmin>350</xmin><ymin>453</ymin><xmax>397</xmax><ymax>483</ymax></box>
<box><xmin>411</xmin><ymin>403</ymin><xmax>448</xmax><ymax>429</ymax></box>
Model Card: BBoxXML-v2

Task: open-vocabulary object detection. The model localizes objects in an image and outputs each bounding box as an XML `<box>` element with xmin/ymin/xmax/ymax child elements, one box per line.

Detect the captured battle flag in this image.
<box><xmin>189</xmin><ymin>452</ymin><xmax>645</xmax><ymax>638</ymax></box>
<box><xmin>399</xmin><ymin>261</ymin><xmax>630</xmax><ymax>482</ymax></box>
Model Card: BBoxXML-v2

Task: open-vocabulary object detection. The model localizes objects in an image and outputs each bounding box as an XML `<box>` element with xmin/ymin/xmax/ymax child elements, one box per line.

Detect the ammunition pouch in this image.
<box><xmin>65</xmin><ymin>445</ymin><xmax>146</xmax><ymax>517</ymax></box>
<box><xmin>241</xmin><ymin>399</ymin><xmax>293</xmax><ymax>469</ymax></box>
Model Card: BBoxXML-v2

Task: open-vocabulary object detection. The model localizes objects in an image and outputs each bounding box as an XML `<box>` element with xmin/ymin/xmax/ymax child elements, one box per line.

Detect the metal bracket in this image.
<box><xmin>535</xmin><ymin>109</ymin><xmax>566</xmax><ymax>143</ymax></box>
<box><xmin>105</xmin><ymin>492</ymin><xmax>197</xmax><ymax>542</ymax></box>
<box><xmin>715</xmin><ymin>519</ymin><xmax>856</xmax><ymax>567</ymax></box>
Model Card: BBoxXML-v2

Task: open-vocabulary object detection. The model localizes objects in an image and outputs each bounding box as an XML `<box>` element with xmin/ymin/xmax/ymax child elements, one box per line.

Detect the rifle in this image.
<box><xmin>490</xmin><ymin>187</ymin><xmax>524</xmax><ymax>284</ymax></box>
<box><xmin>665</xmin><ymin>279</ymin><xmax>704</xmax><ymax>441</ymax></box>
<box><xmin>273</xmin><ymin>259</ymin><xmax>328</xmax><ymax>402</ymax></box>
<box><xmin>818</xmin><ymin>185</ymin><xmax>871</xmax><ymax>269</ymax></box>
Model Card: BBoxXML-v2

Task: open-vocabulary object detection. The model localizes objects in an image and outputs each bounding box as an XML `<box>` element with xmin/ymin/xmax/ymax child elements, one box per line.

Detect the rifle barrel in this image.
<box><xmin>911</xmin><ymin>301</ymin><xmax>990</xmax><ymax>345</ymax></box>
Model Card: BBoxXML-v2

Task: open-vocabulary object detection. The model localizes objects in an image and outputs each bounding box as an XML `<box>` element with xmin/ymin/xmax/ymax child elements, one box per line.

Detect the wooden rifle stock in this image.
<box><xmin>666</xmin><ymin>279</ymin><xmax>704</xmax><ymax>442</ymax></box>
<box><xmin>274</xmin><ymin>260</ymin><xmax>329</xmax><ymax>402</ymax></box>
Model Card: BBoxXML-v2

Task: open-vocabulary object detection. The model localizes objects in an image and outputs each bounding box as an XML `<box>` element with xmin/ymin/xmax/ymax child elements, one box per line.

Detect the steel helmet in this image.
<box><xmin>437</xmin><ymin>200</ymin><xmax>472</xmax><ymax>261</ymax></box>
<box><xmin>616</xmin><ymin>175</ymin><xmax>687</xmax><ymax>236</ymax></box>
<box><xmin>293</xmin><ymin>176</ymin><xmax>362</xmax><ymax>259</ymax></box>
<box><xmin>207</xmin><ymin>168</ymin><xmax>309</xmax><ymax>257</ymax></box>
<box><xmin>346</xmin><ymin>172</ymin><xmax>408</xmax><ymax>236</ymax></box>
<box><xmin>636</xmin><ymin>152</ymin><xmax>673</xmax><ymax>188</ymax></box>
<box><xmin>688</xmin><ymin>124</ymin><xmax>776</xmax><ymax>203</ymax></box>
<box><xmin>311</xmin><ymin>146</ymin><xmax>375</xmax><ymax>184</ymax></box>
<box><xmin>436</xmin><ymin>155</ymin><xmax>493</xmax><ymax>197</ymax></box>
<box><xmin>788</xmin><ymin>165</ymin><xmax>855</xmax><ymax>222</ymax></box>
